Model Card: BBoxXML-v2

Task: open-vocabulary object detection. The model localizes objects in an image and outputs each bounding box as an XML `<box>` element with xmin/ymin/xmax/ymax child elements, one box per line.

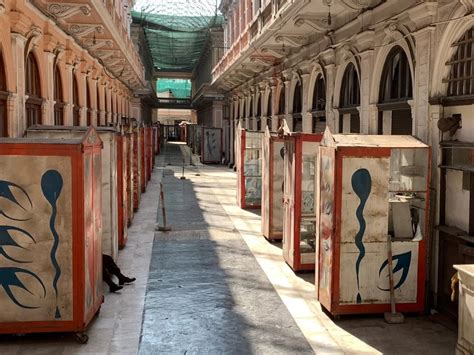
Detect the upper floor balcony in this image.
<box><xmin>212</xmin><ymin>0</ymin><xmax>383</xmax><ymax>89</ymax></box>
<box><xmin>31</xmin><ymin>0</ymin><xmax>145</xmax><ymax>89</ymax></box>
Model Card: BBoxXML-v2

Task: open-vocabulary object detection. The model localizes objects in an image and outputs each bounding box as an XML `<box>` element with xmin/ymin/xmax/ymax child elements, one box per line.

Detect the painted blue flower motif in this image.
<box><xmin>0</xmin><ymin>180</ymin><xmax>33</xmax><ymax>221</ymax></box>
<box><xmin>0</xmin><ymin>267</ymin><xmax>46</xmax><ymax>309</ymax></box>
<box><xmin>378</xmin><ymin>251</ymin><xmax>412</xmax><ymax>291</ymax></box>
<box><xmin>0</xmin><ymin>226</ymin><xmax>36</xmax><ymax>263</ymax></box>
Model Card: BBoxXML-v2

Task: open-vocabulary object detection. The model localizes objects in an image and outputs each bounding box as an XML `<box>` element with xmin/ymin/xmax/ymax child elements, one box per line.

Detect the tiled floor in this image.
<box><xmin>0</xmin><ymin>142</ymin><xmax>458</xmax><ymax>354</ymax></box>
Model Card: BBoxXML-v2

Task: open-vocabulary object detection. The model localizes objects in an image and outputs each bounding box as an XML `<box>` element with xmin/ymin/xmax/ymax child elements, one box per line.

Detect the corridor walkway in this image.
<box><xmin>0</xmin><ymin>142</ymin><xmax>457</xmax><ymax>354</ymax></box>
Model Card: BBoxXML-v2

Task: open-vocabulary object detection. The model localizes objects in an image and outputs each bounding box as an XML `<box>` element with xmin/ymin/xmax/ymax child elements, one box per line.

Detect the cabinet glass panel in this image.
<box><xmin>300</xmin><ymin>220</ymin><xmax>316</xmax><ymax>253</ymax></box>
<box><xmin>389</xmin><ymin>148</ymin><xmax>429</xmax><ymax>192</ymax></box>
<box><xmin>301</xmin><ymin>155</ymin><xmax>316</xmax><ymax>215</ymax></box>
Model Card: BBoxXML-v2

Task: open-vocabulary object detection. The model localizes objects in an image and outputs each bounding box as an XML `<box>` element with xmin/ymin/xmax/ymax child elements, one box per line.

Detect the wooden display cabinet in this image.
<box><xmin>0</xmin><ymin>129</ymin><xmax>103</xmax><ymax>339</ymax></box>
<box><xmin>316</xmin><ymin>130</ymin><xmax>431</xmax><ymax>316</ymax></box>
<box><xmin>282</xmin><ymin>132</ymin><xmax>323</xmax><ymax>271</ymax></box>
<box><xmin>236</xmin><ymin>124</ymin><xmax>264</xmax><ymax>209</ymax></box>
<box><xmin>261</xmin><ymin>128</ymin><xmax>285</xmax><ymax>240</ymax></box>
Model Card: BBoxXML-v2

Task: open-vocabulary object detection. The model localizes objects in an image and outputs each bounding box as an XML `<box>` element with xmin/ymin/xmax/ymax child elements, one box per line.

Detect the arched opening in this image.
<box><xmin>377</xmin><ymin>46</ymin><xmax>413</xmax><ymax>135</ymax></box>
<box><xmin>25</xmin><ymin>53</ymin><xmax>42</xmax><ymax>128</ymax></box>
<box><xmin>0</xmin><ymin>53</ymin><xmax>7</xmax><ymax>136</ymax></box>
<box><xmin>446</xmin><ymin>27</ymin><xmax>474</xmax><ymax>99</ymax></box>
<box><xmin>267</xmin><ymin>91</ymin><xmax>272</xmax><ymax>128</ymax></box>
<box><xmin>312</xmin><ymin>74</ymin><xmax>326</xmax><ymax>133</ymax></box>
<box><xmin>105</xmin><ymin>89</ymin><xmax>109</xmax><ymax>125</ymax></box>
<box><xmin>256</xmin><ymin>94</ymin><xmax>261</xmax><ymax>130</ymax></box>
<box><xmin>97</xmin><ymin>86</ymin><xmax>101</xmax><ymax>125</ymax></box>
<box><xmin>72</xmin><ymin>75</ymin><xmax>80</xmax><ymax>126</ymax></box>
<box><xmin>54</xmin><ymin>66</ymin><xmax>64</xmax><ymax>125</ymax></box>
<box><xmin>339</xmin><ymin>62</ymin><xmax>360</xmax><ymax>133</ymax></box>
<box><xmin>278</xmin><ymin>87</ymin><xmax>285</xmax><ymax>115</ymax></box>
<box><xmin>292</xmin><ymin>81</ymin><xmax>302</xmax><ymax>132</ymax></box>
<box><xmin>86</xmin><ymin>80</ymin><xmax>92</xmax><ymax>126</ymax></box>
<box><xmin>249</xmin><ymin>97</ymin><xmax>253</xmax><ymax>118</ymax></box>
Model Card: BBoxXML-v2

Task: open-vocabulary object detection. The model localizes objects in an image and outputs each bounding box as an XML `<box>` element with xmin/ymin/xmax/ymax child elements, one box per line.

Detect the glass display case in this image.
<box><xmin>201</xmin><ymin>127</ymin><xmax>223</xmax><ymax>164</ymax></box>
<box><xmin>261</xmin><ymin>128</ymin><xmax>285</xmax><ymax>240</ymax></box>
<box><xmin>316</xmin><ymin>129</ymin><xmax>431</xmax><ymax>316</ymax></box>
<box><xmin>282</xmin><ymin>132</ymin><xmax>323</xmax><ymax>271</ymax></box>
<box><xmin>236</xmin><ymin>126</ymin><xmax>264</xmax><ymax>209</ymax></box>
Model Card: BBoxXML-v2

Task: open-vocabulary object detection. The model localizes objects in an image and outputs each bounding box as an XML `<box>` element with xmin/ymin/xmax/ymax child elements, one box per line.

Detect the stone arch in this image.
<box><xmin>333</xmin><ymin>51</ymin><xmax>361</xmax><ymax>108</ymax></box>
<box><xmin>307</xmin><ymin>61</ymin><xmax>326</xmax><ymax>111</ymax></box>
<box><xmin>431</xmin><ymin>7</ymin><xmax>474</xmax><ymax>99</ymax></box>
<box><xmin>370</xmin><ymin>31</ymin><xmax>415</xmax><ymax>104</ymax></box>
<box><xmin>288</xmin><ymin>72</ymin><xmax>302</xmax><ymax>114</ymax></box>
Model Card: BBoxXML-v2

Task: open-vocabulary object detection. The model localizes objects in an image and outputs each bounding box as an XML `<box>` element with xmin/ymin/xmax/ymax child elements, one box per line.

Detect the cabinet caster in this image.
<box><xmin>75</xmin><ymin>332</ymin><xmax>89</xmax><ymax>344</ymax></box>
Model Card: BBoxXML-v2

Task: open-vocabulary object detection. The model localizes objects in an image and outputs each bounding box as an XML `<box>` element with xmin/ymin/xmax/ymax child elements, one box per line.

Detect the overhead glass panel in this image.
<box><xmin>132</xmin><ymin>0</ymin><xmax>223</xmax><ymax>73</ymax></box>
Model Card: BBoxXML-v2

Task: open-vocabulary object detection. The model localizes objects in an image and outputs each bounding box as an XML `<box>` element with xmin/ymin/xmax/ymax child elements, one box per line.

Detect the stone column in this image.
<box><xmin>413</xmin><ymin>26</ymin><xmax>435</xmax><ymax>142</ymax></box>
<box><xmin>358</xmin><ymin>49</ymin><xmax>374</xmax><ymax>134</ymax></box>
<box><xmin>301</xmin><ymin>73</ymin><xmax>312</xmax><ymax>133</ymax></box>
<box><xmin>11</xmin><ymin>33</ymin><xmax>26</xmax><ymax>137</ymax></box>
<box><xmin>44</xmin><ymin>51</ymin><xmax>55</xmax><ymax>125</ymax></box>
<box><xmin>284</xmin><ymin>80</ymin><xmax>292</xmax><ymax>131</ymax></box>
<box><xmin>270</xmin><ymin>85</ymin><xmax>278</xmax><ymax>132</ymax></box>
<box><xmin>324</xmin><ymin>63</ymin><xmax>336</xmax><ymax>133</ymax></box>
<box><xmin>64</xmin><ymin>64</ymin><xmax>74</xmax><ymax>126</ymax></box>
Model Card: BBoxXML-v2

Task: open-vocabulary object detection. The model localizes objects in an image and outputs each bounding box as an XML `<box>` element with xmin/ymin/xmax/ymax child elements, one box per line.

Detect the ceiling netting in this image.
<box><xmin>132</xmin><ymin>0</ymin><xmax>223</xmax><ymax>73</ymax></box>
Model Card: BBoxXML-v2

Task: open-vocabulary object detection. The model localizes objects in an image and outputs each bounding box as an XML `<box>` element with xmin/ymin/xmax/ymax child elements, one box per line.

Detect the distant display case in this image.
<box><xmin>117</xmin><ymin>130</ymin><xmax>128</xmax><ymax>249</ymax></box>
<box><xmin>139</xmin><ymin>126</ymin><xmax>146</xmax><ymax>193</ymax></box>
<box><xmin>124</xmin><ymin>127</ymin><xmax>134</xmax><ymax>224</ymax></box>
<box><xmin>0</xmin><ymin>129</ymin><xmax>103</xmax><ymax>336</ymax></box>
<box><xmin>316</xmin><ymin>130</ymin><xmax>431</xmax><ymax>316</ymax></box>
<box><xmin>26</xmin><ymin>125</ymin><xmax>119</xmax><ymax>262</ymax></box>
<box><xmin>132</xmin><ymin>126</ymin><xmax>141</xmax><ymax>210</ymax></box>
<box><xmin>282</xmin><ymin>133</ymin><xmax>323</xmax><ymax>271</ymax></box>
<box><xmin>145</xmin><ymin>127</ymin><xmax>153</xmax><ymax>181</ymax></box>
<box><xmin>194</xmin><ymin>125</ymin><xmax>202</xmax><ymax>155</ymax></box>
<box><xmin>261</xmin><ymin>128</ymin><xmax>285</xmax><ymax>240</ymax></box>
<box><xmin>201</xmin><ymin>127</ymin><xmax>222</xmax><ymax>164</ymax></box>
<box><xmin>236</xmin><ymin>126</ymin><xmax>263</xmax><ymax>209</ymax></box>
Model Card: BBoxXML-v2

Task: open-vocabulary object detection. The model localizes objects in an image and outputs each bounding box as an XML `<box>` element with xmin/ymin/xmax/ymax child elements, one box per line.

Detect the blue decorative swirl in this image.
<box><xmin>41</xmin><ymin>170</ymin><xmax>63</xmax><ymax>319</ymax></box>
<box><xmin>0</xmin><ymin>180</ymin><xmax>33</xmax><ymax>221</ymax></box>
<box><xmin>378</xmin><ymin>251</ymin><xmax>412</xmax><ymax>291</ymax></box>
<box><xmin>351</xmin><ymin>169</ymin><xmax>372</xmax><ymax>304</ymax></box>
<box><xmin>0</xmin><ymin>267</ymin><xmax>46</xmax><ymax>309</ymax></box>
<box><xmin>0</xmin><ymin>226</ymin><xmax>36</xmax><ymax>263</ymax></box>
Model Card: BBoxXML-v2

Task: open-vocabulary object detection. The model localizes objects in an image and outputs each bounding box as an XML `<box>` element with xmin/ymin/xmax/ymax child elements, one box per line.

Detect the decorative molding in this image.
<box><xmin>69</xmin><ymin>24</ymin><xmax>103</xmax><ymax>38</ymax></box>
<box><xmin>83</xmin><ymin>38</ymin><xmax>114</xmax><ymax>51</ymax></box>
<box><xmin>0</xmin><ymin>0</ymin><xmax>6</xmax><ymax>15</ymax></box>
<box><xmin>261</xmin><ymin>46</ymin><xmax>286</xmax><ymax>58</ymax></box>
<box><xmin>274</xmin><ymin>33</ymin><xmax>307</xmax><ymax>47</ymax></box>
<box><xmin>294</xmin><ymin>13</ymin><xmax>331</xmax><ymax>32</ymax></box>
<box><xmin>323</xmin><ymin>0</ymin><xmax>372</xmax><ymax>11</ymax></box>
<box><xmin>47</xmin><ymin>3</ymin><xmax>91</xmax><ymax>19</ymax></box>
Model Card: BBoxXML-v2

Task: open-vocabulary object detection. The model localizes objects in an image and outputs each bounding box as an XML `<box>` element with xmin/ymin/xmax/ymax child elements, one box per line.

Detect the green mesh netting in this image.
<box><xmin>132</xmin><ymin>1</ymin><xmax>223</xmax><ymax>73</ymax></box>
<box><xmin>157</xmin><ymin>79</ymin><xmax>191</xmax><ymax>98</ymax></box>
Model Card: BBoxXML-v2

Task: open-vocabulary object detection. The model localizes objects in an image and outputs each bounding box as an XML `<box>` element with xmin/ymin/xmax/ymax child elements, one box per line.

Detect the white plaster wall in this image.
<box><xmin>445</xmin><ymin>169</ymin><xmax>470</xmax><ymax>233</ymax></box>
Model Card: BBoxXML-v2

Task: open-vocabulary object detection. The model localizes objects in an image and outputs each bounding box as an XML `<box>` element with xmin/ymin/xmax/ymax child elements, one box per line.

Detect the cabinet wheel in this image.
<box><xmin>75</xmin><ymin>332</ymin><xmax>89</xmax><ymax>344</ymax></box>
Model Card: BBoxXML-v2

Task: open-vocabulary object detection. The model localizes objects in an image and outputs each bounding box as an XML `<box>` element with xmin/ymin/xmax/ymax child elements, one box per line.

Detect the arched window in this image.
<box><xmin>86</xmin><ymin>81</ymin><xmax>92</xmax><ymax>126</ymax></box>
<box><xmin>256</xmin><ymin>94</ymin><xmax>261</xmax><ymax>130</ymax></box>
<box><xmin>97</xmin><ymin>86</ymin><xmax>101</xmax><ymax>125</ymax></box>
<box><xmin>378</xmin><ymin>46</ymin><xmax>413</xmax><ymax>135</ymax></box>
<box><xmin>267</xmin><ymin>92</ymin><xmax>272</xmax><ymax>117</ymax></box>
<box><xmin>249</xmin><ymin>97</ymin><xmax>253</xmax><ymax>117</ymax></box>
<box><xmin>25</xmin><ymin>53</ymin><xmax>42</xmax><ymax>128</ymax></box>
<box><xmin>339</xmin><ymin>63</ymin><xmax>360</xmax><ymax>133</ymax></box>
<box><xmin>0</xmin><ymin>53</ymin><xmax>7</xmax><ymax>137</ymax></box>
<box><xmin>72</xmin><ymin>75</ymin><xmax>80</xmax><ymax>126</ymax></box>
<box><xmin>312</xmin><ymin>75</ymin><xmax>326</xmax><ymax>133</ymax></box>
<box><xmin>278</xmin><ymin>87</ymin><xmax>285</xmax><ymax>115</ymax></box>
<box><xmin>105</xmin><ymin>89</ymin><xmax>109</xmax><ymax>125</ymax></box>
<box><xmin>54</xmin><ymin>67</ymin><xmax>64</xmax><ymax>125</ymax></box>
<box><xmin>292</xmin><ymin>81</ymin><xmax>302</xmax><ymax>131</ymax></box>
<box><xmin>446</xmin><ymin>27</ymin><xmax>474</xmax><ymax>98</ymax></box>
